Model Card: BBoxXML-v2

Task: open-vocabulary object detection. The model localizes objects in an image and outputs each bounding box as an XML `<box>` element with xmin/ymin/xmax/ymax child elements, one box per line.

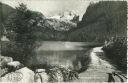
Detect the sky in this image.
<box><xmin>1</xmin><ymin>0</ymin><xmax>99</xmax><ymax>19</ymax></box>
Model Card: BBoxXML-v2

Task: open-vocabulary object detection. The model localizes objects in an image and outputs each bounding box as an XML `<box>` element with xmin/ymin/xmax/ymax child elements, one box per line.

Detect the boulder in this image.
<box><xmin>5</xmin><ymin>61</ymin><xmax>24</xmax><ymax>72</ymax></box>
<box><xmin>0</xmin><ymin>56</ymin><xmax>13</xmax><ymax>66</ymax></box>
<box><xmin>0</xmin><ymin>67</ymin><xmax>35</xmax><ymax>83</ymax></box>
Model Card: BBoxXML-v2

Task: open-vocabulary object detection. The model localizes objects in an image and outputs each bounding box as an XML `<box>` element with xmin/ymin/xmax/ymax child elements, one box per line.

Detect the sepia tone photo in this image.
<box><xmin>0</xmin><ymin>0</ymin><xmax>127</xmax><ymax>82</ymax></box>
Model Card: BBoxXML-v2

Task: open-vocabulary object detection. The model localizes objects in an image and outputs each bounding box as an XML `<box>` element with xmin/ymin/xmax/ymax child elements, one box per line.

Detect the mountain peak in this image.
<box><xmin>49</xmin><ymin>11</ymin><xmax>79</xmax><ymax>23</ymax></box>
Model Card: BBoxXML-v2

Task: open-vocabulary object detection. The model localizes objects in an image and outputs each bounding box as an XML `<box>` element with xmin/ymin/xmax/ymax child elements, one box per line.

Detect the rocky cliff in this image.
<box><xmin>68</xmin><ymin>1</ymin><xmax>127</xmax><ymax>42</ymax></box>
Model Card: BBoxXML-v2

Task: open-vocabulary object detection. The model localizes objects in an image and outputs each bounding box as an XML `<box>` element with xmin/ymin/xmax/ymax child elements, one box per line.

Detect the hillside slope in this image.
<box><xmin>0</xmin><ymin>3</ymin><xmax>15</xmax><ymax>38</ymax></box>
<box><xmin>68</xmin><ymin>1</ymin><xmax>127</xmax><ymax>42</ymax></box>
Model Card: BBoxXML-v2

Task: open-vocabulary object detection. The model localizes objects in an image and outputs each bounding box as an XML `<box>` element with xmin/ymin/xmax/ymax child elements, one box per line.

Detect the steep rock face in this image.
<box><xmin>68</xmin><ymin>1</ymin><xmax>127</xmax><ymax>42</ymax></box>
<box><xmin>44</xmin><ymin>18</ymin><xmax>77</xmax><ymax>31</ymax></box>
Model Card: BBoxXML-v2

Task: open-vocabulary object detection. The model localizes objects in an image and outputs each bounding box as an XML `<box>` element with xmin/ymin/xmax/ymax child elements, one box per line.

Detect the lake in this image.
<box><xmin>28</xmin><ymin>41</ymin><xmax>101</xmax><ymax>70</ymax></box>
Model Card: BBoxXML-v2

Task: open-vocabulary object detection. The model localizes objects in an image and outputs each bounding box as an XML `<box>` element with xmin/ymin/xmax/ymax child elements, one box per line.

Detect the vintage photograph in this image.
<box><xmin>0</xmin><ymin>0</ymin><xmax>127</xmax><ymax>82</ymax></box>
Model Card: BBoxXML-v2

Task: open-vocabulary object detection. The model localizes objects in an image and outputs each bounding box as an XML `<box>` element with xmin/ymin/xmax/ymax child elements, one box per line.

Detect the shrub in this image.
<box><xmin>102</xmin><ymin>36</ymin><xmax>127</xmax><ymax>72</ymax></box>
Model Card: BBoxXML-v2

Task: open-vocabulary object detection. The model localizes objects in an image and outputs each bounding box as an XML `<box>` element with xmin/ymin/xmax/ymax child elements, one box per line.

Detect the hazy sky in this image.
<box><xmin>1</xmin><ymin>0</ymin><xmax>99</xmax><ymax>19</ymax></box>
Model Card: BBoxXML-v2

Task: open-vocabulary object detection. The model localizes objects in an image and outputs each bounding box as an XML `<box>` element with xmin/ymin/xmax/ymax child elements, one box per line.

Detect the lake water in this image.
<box><xmin>29</xmin><ymin>41</ymin><xmax>99</xmax><ymax>70</ymax></box>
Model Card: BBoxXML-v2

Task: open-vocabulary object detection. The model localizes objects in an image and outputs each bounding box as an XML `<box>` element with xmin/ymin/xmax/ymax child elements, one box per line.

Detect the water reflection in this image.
<box><xmin>31</xmin><ymin>41</ymin><xmax>93</xmax><ymax>71</ymax></box>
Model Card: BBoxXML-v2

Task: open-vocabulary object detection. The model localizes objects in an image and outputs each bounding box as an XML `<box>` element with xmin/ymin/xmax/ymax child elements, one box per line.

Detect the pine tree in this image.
<box><xmin>3</xmin><ymin>3</ymin><xmax>44</xmax><ymax>64</ymax></box>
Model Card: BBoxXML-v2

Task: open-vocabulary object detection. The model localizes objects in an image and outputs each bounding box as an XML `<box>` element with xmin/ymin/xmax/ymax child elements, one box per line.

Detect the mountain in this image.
<box><xmin>0</xmin><ymin>3</ymin><xmax>15</xmax><ymax>38</ymax></box>
<box><xmin>49</xmin><ymin>11</ymin><xmax>79</xmax><ymax>23</ymax></box>
<box><xmin>0</xmin><ymin>3</ymin><xmax>15</xmax><ymax>22</ymax></box>
<box><xmin>3</xmin><ymin>3</ymin><xmax>77</xmax><ymax>41</ymax></box>
<box><xmin>33</xmin><ymin>17</ymin><xmax>77</xmax><ymax>41</ymax></box>
<box><xmin>44</xmin><ymin>18</ymin><xmax>77</xmax><ymax>31</ymax></box>
<box><xmin>68</xmin><ymin>1</ymin><xmax>127</xmax><ymax>42</ymax></box>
